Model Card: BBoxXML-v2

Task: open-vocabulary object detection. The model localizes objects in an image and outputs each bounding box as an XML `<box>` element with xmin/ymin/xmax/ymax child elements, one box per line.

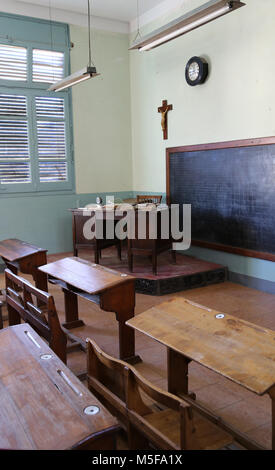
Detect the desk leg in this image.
<box><xmin>62</xmin><ymin>289</ymin><xmax>85</xmax><ymax>330</ymax></box>
<box><xmin>34</xmin><ymin>269</ymin><xmax>48</xmax><ymax>293</ymax></box>
<box><xmin>269</xmin><ymin>388</ymin><xmax>275</xmax><ymax>450</ymax></box>
<box><xmin>100</xmin><ymin>281</ymin><xmax>141</xmax><ymax>364</ymax></box>
<box><xmin>167</xmin><ymin>348</ymin><xmax>195</xmax><ymax>399</ymax></box>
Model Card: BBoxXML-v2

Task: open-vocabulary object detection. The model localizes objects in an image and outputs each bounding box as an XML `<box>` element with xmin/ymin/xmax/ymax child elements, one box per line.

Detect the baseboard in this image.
<box><xmin>228</xmin><ymin>271</ymin><xmax>275</xmax><ymax>295</ymax></box>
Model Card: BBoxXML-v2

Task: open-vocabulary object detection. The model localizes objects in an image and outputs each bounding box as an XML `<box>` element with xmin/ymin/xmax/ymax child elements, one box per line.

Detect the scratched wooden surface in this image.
<box><xmin>39</xmin><ymin>257</ymin><xmax>134</xmax><ymax>295</ymax></box>
<box><xmin>127</xmin><ymin>297</ymin><xmax>275</xmax><ymax>396</ymax></box>
<box><xmin>0</xmin><ymin>324</ymin><xmax>119</xmax><ymax>450</ymax></box>
<box><xmin>2</xmin><ymin>248</ymin><xmax>275</xmax><ymax>448</ymax></box>
<box><xmin>0</xmin><ymin>239</ymin><xmax>46</xmax><ymax>262</ymax></box>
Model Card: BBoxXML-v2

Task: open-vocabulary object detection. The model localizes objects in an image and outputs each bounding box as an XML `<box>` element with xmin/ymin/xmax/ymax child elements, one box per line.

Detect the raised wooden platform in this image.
<box><xmin>76</xmin><ymin>248</ymin><xmax>227</xmax><ymax>296</ymax></box>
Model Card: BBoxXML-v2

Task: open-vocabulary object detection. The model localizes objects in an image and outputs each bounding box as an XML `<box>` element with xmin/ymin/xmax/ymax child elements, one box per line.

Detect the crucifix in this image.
<box><xmin>158</xmin><ymin>99</ymin><xmax>173</xmax><ymax>140</ymax></box>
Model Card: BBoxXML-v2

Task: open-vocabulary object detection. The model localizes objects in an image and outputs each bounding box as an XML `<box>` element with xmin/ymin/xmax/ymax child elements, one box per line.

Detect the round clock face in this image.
<box><xmin>185</xmin><ymin>56</ymin><xmax>208</xmax><ymax>86</ymax></box>
<box><xmin>188</xmin><ymin>61</ymin><xmax>200</xmax><ymax>82</ymax></box>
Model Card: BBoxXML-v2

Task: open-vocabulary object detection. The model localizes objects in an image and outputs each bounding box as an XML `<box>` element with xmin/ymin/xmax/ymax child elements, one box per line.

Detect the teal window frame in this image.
<box><xmin>0</xmin><ymin>14</ymin><xmax>75</xmax><ymax>195</ymax></box>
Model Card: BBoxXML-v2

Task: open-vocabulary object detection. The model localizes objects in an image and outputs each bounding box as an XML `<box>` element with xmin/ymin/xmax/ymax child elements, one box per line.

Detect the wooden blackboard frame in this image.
<box><xmin>166</xmin><ymin>136</ymin><xmax>275</xmax><ymax>262</ymax></box>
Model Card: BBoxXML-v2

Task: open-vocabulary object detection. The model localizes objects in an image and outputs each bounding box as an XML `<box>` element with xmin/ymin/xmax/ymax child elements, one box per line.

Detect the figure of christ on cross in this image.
<box><xmin>158</xmin><ymin>99</ymin><xmax>173</xmax><ymax>140</ymax></box>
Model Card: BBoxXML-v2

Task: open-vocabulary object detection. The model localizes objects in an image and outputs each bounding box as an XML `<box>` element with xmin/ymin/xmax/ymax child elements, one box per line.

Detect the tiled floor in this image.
<box><xmin>1</xmin><ymin>248</ymin><xmax>275</xmax><ymax>449</ymax></box>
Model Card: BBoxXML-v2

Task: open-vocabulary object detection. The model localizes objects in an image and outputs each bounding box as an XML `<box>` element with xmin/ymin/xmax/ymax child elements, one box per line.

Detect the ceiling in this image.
<box><xmin>15</xmin><ymin>0</ymin><xmax>164</xmax><ymax>23</ymax></box>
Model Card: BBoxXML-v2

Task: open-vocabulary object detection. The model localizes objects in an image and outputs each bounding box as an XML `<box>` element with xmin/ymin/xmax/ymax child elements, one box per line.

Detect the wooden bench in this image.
<box><xmin>5</xmin><ymin>268</ymin><xmax>67</xmax><ymax>364</ymax></box>
<box><xmin>86</xmin><ymin>338</ymin><xmax>232</xmax><ymax>450</ymax></box>
<box><xmin>126</xmin><ymin>297</ymin><xmax>275</xmax><ymax>450</ymax></box>
<box><xmin>0</xmin><ymin>324</ymin><xmax>119</xmax><ymax>450</ymax></box>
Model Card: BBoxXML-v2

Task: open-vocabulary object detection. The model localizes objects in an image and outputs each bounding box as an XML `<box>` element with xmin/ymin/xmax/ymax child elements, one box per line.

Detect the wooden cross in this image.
<box><xmin>158</xmin><ymin>99</ymin><xmax>173</xmax><ymax>140</ymax></box>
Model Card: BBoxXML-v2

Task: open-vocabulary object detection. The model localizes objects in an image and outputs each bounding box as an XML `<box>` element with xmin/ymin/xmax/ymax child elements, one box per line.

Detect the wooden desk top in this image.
<box><xmin>0</xmin><ymin>324</ymin><xmax>118</xmax><ymax>450</ymax></box>
<box><xmin>39</xmin><ymin>257</ymin><xmax>134</xmax><ymax>295</ymax></box>
<box><xmin>0</xmin><ymin>239</ymin><xmax>47</xmax><ymax>262</ymax></box>
<box><xmin>126</xmin><ymin>297</ymin><xmax>275</xmax><ymax>396</ymax></box>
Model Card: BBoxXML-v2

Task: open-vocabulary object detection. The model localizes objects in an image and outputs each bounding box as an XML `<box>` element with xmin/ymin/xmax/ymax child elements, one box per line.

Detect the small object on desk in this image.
<box><xmin>39</xmin><ymin>257</ymin><xmax>141</xmax><ymax>364</ymax></box>
<box><xmin>0</xmin><ymin>324</ymin><xmax>119</xmax><ymax>450</ymax></box>
<box><xmin>126</xmin><ymin>296</ymin><xmax>275</xmax><ymax>450</ymax></box>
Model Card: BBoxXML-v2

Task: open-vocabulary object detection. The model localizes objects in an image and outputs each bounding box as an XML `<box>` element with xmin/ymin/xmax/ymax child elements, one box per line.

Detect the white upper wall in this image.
<box><xmin>0</xmin><ymin>0</ymin><xmax>129</xmax><ymax>33</ymax></box>
<box><xmin>0</xmin><ymin>0</ymin><xmax>191</xmax><ymax>34</ymax></box>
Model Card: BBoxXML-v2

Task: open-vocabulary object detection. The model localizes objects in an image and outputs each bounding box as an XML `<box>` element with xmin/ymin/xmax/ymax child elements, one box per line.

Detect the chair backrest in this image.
<box><xmin>86</xmin><ymin>338</ymin><xmax>128</xmax><ymax>424</ymax></box>
<box><xmin>86</xmin><ymin>337</ymin><xmax>196</xmax><ymax>449</ymax></box>
<box><xmin>137</xmin><ymin>195</ymin><xmax>162</xmax><ymax>204</ymax></box>
<box><xmin>5</xmin><ymin>269</ymin><xmax>67</xmax><ymax>363</ymax></box>
<box><xmin>126</xmin><ymin>367</ymin><xmax>196</xmax><ymax>450</ymax></box>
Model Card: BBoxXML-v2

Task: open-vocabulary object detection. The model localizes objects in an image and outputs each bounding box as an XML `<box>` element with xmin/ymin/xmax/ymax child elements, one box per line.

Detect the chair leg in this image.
<box><xmin>117</xmin><ymin>242</ymin><xmax>122</xmax><ymax>260</ymax></box>
<box><xmin>152</xmin><ymin>250</ymin><xmax>157</xmax><ymax>275</ymax></box>
<box><xmin>171</xmin><ymin>249</ymin><xmax>176</xmax><ymax>263</ymax></box>
<box><xmin>128</xmin><ymin>249</ymin><xmax>133</xmax><ymax>272</ymax></box>
<box><xmin>94</xmin><ymin>248</ymin><xmax>100</xmax><ymax>265</ymax></box>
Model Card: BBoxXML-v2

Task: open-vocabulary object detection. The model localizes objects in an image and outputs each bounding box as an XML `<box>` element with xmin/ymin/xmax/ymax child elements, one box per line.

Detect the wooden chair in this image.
<box><xmin>87</xmin><ymin>338</ymin><xmax>128</xmax><ymax>427</ymax></box>
<box><xmin>71</xmin><ymin>209</ymin><xmax>122</xmax><ymax>264</ymax></box>
<box><xmin>137</xmin><ymin>195</ymin><xmax>162</xmax><ymax>204</ymax></box>
<box><xmin>126</xmin><ymin>367</ymin><xmax>232</xmax><ymax>450</ymax></box>
<box><xmin>127</xmin><ymin>209</ymin><xmax>176</xmax><ymax>275</ymax></box>
<box><xmin>86</xmin><ymin>338</ymin><xmax>232</xmax><ymax>450</ymax></box>
<box><xmin>5</xmin><ymin>269</ymin><xmax>67</xmax><ymax>364</ymax></box>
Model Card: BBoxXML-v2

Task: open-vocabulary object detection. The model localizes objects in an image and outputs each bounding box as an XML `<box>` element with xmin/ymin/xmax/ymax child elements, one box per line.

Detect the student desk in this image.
<box><xmin>0</xmin><ymin>324</ymin><xmax>119</xmax><ymax>450</ymax></box>
<box><xmin>126</xmin><ymin>297</ymin><xmax>275</xmax><ymax>450</ymax></box>
<box><xmin>0</xmin><ymin>238</ymin><xmax>48</xmax><ymax>291</ymax></box>
<box><xmin>39</xmin><ymin>256</ymin><xmax>141</xmax><ymax>364</ymax></box>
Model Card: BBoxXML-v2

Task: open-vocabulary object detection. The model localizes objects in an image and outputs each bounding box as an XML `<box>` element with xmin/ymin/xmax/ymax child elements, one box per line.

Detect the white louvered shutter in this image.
<box><xmin>33</xmin><ymin>49</ymin><xmax>64</xmax><ymax>83</ymax></box>
<box><xmin>35</xmin><ymin>96</ymin><xmax>68</xmax><ymax>183</ymax></box>
<box><xmin>0</xmin><ymin>44</ymin><xmax>27</xmax><ymax>81</ymax></box>
<box><xmin>0</xmin><ymin>94</ymin><xmax>31</xmax><ymax>184</ymax></box>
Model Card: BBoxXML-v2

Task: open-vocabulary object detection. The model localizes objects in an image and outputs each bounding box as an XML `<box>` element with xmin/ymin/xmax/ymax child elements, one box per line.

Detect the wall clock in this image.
<box><xmin>185</xmin><ymin>56</ymin><xmax>208</xmax><ymax>86</ymax></box>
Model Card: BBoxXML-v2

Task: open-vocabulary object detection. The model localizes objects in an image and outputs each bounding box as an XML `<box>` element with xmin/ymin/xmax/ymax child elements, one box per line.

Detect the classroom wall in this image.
<box><xmin>0</xmin><ymin>22</ymin><xmax>133</xmax><ymax>259</ymax></box>
<box><xmin>70</xmin><ymin>25</ymin><xmax>132</xmax><ymax>194</ymax></box>
<box><xmin>129</xmin><ymin>0</ymin><xmax>275</xmax><ymax>290</ymax></box>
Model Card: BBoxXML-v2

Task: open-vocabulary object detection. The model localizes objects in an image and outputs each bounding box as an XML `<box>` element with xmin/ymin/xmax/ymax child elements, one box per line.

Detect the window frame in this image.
<box><xmin>0</xmin><ymin>33</ymin><xmax>75</xmax><ymax>195</ymax></box>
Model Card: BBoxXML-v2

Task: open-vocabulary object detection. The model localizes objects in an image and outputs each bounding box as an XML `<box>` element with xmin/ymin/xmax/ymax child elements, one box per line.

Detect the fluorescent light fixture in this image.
<box><xmin>48</xmin><ymin>66</ymin><xmax>99</xmax><ymax>92</ymax></box>
<box><xmin>130</xmin><ymin>0</ymin><xmax>245</xmax><ymax>52</ymax></box>
<box><xmin>49</xmin><ymin>0</ymin><xmax>99</xmax><ymax>92</ymax></box>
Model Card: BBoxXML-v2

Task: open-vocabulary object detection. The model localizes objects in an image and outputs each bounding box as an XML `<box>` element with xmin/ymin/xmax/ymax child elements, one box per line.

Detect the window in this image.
<box><xmin>35</xmin><ymin>96</ymin><xmax>67</xmax><ymax>183</ymax></box>
<box><xmin>33</xmin><ymin>49</ymin><xmax>64</xmax><ymax>83</ymax></box>
<box><xmin>0</xmin><ymin>18</ymin><xmax>73</xmax><ymax>194</ymax></box>
<box><xmin>0</xmin><ymin>44</ymin><xmax>27</xmax><ymax>81</ymax></box>
<box><xmin>0</xmin><ymin>94</ymin><xmax>31</xmax><ymax>184</ymax></box>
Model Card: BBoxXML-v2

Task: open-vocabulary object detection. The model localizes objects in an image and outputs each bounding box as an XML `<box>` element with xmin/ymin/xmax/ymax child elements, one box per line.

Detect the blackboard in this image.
<box><xmin>166</xmin><ymin>137</ymin><xmax>275</xmax><ymax>262</ymax></box>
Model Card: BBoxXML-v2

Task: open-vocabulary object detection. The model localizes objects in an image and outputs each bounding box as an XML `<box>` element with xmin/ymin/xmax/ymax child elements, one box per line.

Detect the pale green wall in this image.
<box><xmin>130</xmin><ymin>0</ymin><xmax>275</xmax><ymax>191</ymax></box>
<box><xmin>70</xmin><ymin>25</ymin><xmax>132</xmax><ymax>194</ymax></box>
<box><xmin>129</xmin><ymin>0</ymin><xmax>275</xmax><ymax>284</ymax></box>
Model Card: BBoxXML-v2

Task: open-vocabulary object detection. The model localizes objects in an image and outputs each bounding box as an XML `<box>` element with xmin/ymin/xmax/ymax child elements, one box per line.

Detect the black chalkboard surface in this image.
<box><xmin>166</xmin><ymin>137</ymin><xmax>275</xmax><ymax>262</ymax></box>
